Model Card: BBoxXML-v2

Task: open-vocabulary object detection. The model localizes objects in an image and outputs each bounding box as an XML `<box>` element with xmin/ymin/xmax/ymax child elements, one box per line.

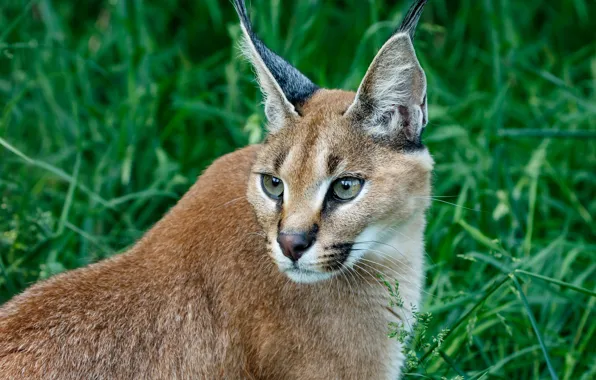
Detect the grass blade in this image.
<box><xmin>419</xmin><ymin>275</ymin><xmax>511</xmax><ymax>364</ymax></box>
<box><xmin>438</xmin><ymin>350</ymin><xmax>469</xmax><ymax>379</ymax></box>
<box><xmin>0</xmin><ymin>136</ymin><xmax>112</xmax><ymax>209</ymax></box>
<box><xmin>515</xmin><ymin>269</ymin><xmax>596</xmax><ymax>298</ymax></box>
<box><xmin>511</xmin><ymin>275</ymin><xmax>559</xmax><ymax>380</ymax></box>
<box><xmin>458</xmin><ymin>220</ymin><xmax>501</xmax><ymax>252</ymax></box>
<box><xmin>498</xmin><ymin>129</ymin><xmax>596</xmax><ymax>139</ymax></box>
<box><xmin>56</xmin><ymin>153</ymin><xmax>81</xmax><ymax>236</ymax></box>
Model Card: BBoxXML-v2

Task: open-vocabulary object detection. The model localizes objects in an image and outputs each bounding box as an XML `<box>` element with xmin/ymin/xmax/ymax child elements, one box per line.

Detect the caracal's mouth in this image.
<box><xmin>272</xmin><ymin>240</ymin><xmax>362</xmax><ymax>284</ymax></box>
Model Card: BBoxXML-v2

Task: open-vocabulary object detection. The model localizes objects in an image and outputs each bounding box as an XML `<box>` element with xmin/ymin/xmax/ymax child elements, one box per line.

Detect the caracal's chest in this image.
<box><xmin>253</xmin><ymin>285</ymin><xmax>409</xmax><ymax>379</ymax></box>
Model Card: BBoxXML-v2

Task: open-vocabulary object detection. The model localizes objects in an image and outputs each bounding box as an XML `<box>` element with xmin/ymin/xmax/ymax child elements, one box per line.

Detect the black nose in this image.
<box><xmin>277</xmin><ymin>232</ymin><xmax>315</xmax><ymax>262</ymax></box>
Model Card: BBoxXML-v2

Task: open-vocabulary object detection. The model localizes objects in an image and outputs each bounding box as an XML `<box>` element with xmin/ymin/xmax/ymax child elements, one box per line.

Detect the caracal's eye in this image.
<box><xmin>261</xmin><ymin>174</ymin><xmax>284</xmax><ymax>200</ymax></box>
<box><xmin>332</xmin><ymin>177</ymin><xmax>363</xmax><ymax>201</ymax></box>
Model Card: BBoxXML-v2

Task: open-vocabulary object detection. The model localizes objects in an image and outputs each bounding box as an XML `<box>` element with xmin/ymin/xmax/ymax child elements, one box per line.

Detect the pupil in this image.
<box><xmin>342</xmin><ymin>181</ymin><xmax>350</xmax><ymax>190</ymax></box>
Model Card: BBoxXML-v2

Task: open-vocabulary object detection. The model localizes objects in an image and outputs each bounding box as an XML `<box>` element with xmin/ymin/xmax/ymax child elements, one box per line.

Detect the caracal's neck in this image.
<box><xmin>352</xmin><ymin>210</ymin><xmax>427</xmax><ymax>315</ymax></box>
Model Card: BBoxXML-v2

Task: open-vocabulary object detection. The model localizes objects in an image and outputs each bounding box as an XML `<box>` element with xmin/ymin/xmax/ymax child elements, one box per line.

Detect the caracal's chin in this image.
<box><xmin>283</xmin><ymin>268</ymin><xmax>336</xmax><ymax>284</ymax></box>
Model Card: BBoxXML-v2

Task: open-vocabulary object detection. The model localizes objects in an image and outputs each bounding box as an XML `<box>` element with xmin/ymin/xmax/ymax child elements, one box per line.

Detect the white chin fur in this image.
<box><xmin>284</xmin><ymin>269</ymin><xmax>335</xmax><ymax>284</ymax></box>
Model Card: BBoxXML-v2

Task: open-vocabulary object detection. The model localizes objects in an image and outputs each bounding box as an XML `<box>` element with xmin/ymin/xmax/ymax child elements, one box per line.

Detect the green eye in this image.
<box><xmin>261</xmin><ymin>174</ymin><xmax>284</xmax><ymax>199</ymax></box>
<box><xmin>332</xmin><ymin>177</ymin><xmax>363</xmax><ymax>201</ymax></box>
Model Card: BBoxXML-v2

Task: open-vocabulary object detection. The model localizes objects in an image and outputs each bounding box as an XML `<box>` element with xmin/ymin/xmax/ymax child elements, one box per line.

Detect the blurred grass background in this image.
<box><xmin>1</xmin><ymin>0</ymin><xmax>595</xmax><ymax>378</ymax></box>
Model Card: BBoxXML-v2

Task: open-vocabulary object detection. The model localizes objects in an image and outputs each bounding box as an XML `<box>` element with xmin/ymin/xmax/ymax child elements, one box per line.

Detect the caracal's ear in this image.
<box><xmin>346</xmin><ymin>0</ymin><xmax>428</xmax><ymax>150</ymax></box>
<box><xmin>233</xmin><ymin>0</ymin><xmax>319</xmax><ymax>131</ymax></box>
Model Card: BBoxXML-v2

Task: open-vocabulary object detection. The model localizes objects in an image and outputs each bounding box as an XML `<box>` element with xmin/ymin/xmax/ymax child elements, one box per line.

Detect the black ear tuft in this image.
<box><xmin>397</xmin><ymin>0</ymin><xmax>428</xmax><ymax>40</ymax></box>
<box><xmin>232</xmin><ymin>0</ymin><xmax>254</xmax><ymax>34</ymax></box>
<box><xmin>232</xmin><ymin>0</ymin><xmax>319</xmax><ymax>106</ymax></box>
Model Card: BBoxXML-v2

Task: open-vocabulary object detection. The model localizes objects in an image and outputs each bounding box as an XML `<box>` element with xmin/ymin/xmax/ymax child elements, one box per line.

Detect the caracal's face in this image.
<box><xmin>247</xmin><ymin>90</ymin><xmax>433</xmax><ymax>283</ymax></box>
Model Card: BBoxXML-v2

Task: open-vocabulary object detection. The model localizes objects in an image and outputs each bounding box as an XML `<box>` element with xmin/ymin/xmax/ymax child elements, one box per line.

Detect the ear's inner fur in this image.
<box><xmin>346</xmin><ymin>0</ymin><xmax>428</xmax><ymax>151</ymax></box>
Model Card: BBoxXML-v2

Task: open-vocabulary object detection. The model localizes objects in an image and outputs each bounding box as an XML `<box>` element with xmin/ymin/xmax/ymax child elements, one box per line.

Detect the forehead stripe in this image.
<box><xmin>326</xmin><ymin>154</ymin><xmax>341</xmax><ymax>175</ymax></box>
<box><xmin>273</xmin><ymin>148</ymin><xmax>289</xmax><ymax>172</ymax></box>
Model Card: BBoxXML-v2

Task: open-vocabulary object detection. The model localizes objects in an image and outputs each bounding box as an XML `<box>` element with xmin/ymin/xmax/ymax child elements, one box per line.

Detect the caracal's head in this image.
<box><xmin>235</xmin><ymin>0</ymin><xmax>434</xmax><ymax>283</ymax></box>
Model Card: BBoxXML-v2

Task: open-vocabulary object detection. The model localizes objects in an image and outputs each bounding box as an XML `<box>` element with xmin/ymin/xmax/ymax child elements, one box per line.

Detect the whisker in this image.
<box><xmin>343</xmin><ymin>261</ymin><xmax>373</xmax><ymax>285</ymax></box>
<box><xmin>357</xmin><ymin>227</ymin><xmax>437</xmax><ymax>266</ymax></box>
<box><xmin>351</xmin><ymin>244</ymin><xmax>413</xmax><ymax>272</ymax></box>
<box><xmin>342</xmin><ymin>263</ymin><xmax>381</xmax><ymax>309</ymax></box>
<box><xmin>339</xmin><ymin>262</ymin><xmax>357</xmax><ymax>297</ymax></box>
<box><xmin>245</xmin><ymin>231</ymin><xmax>267</xmax><ymax>239</ymax></box>
<box><xmin>333</xmin><ymin>267</ymin><xmax>342</xmax><ymax>300</ymax></box>
<box><xmin>352</xmin><ymin>240</ymin><xmax>407</xmax><ymax>258</ymax></box>
<box><xmin>363</xmin><ymin>248</ymin><xmax>428</xmax><ymax>285</ymax></box>
<box><xmin>351</xmin><ymin>262</ymin><xmax>385</xmax><ymax>288</ymax></box>
<box><xmin>357</xmin><ymin>258</ymin><xmax>414</xmax><ymax>285</ymax></box>
<box><xmin>357</xmin><ymin>258</ymin><xmax>435</xmax><ymax>299</ymax></box>
<box><xmin>351</xmin><ymin>263</ymin><xmax>402</xmax><ymax>309</ymax></box>
<box><xmin>215</xmin><ymin>196</ymin><xmax>246</xmax><ymax>209</ymax></box>
<box><xmin>413</xmin><ymin>196</ymin><xmax>480</xmax><ymax>212</ymax></box>
<box><xmin>417</xmin><ymin>195</ymin><xmax>457</xmax><ymax>198</ymax></box>
<box><xmin>382</xmin><ymin>226</ymin><xmax>414</xmax><ymax>242</ymax></box>
<box><xmin>353</xmin><ymin>240</ymin><xmax>426</xmax><ymax>276</ymax></box>
<box><xmin>351</xmin><ymin>248</ymin><xmax>410</xmax><ymax>274</ymax></box>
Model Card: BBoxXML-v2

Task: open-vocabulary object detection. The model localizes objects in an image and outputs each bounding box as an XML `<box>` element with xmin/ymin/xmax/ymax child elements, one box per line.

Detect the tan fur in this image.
<box><xmin>0</xmin><ymin>0</ymin><xmax>435</xmax><ymax>374</ymax></box>
<box><xmin>1</xmin><ymin>88</ymin><xmax>433</xmax><ymax>379</ymax></box>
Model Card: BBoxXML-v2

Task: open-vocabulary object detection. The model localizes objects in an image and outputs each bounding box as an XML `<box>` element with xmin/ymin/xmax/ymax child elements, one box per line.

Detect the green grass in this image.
<box><xmin>1</xmin><ymin>0</ymin><xmax>595</xmax><ymax>378</ymax></box>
